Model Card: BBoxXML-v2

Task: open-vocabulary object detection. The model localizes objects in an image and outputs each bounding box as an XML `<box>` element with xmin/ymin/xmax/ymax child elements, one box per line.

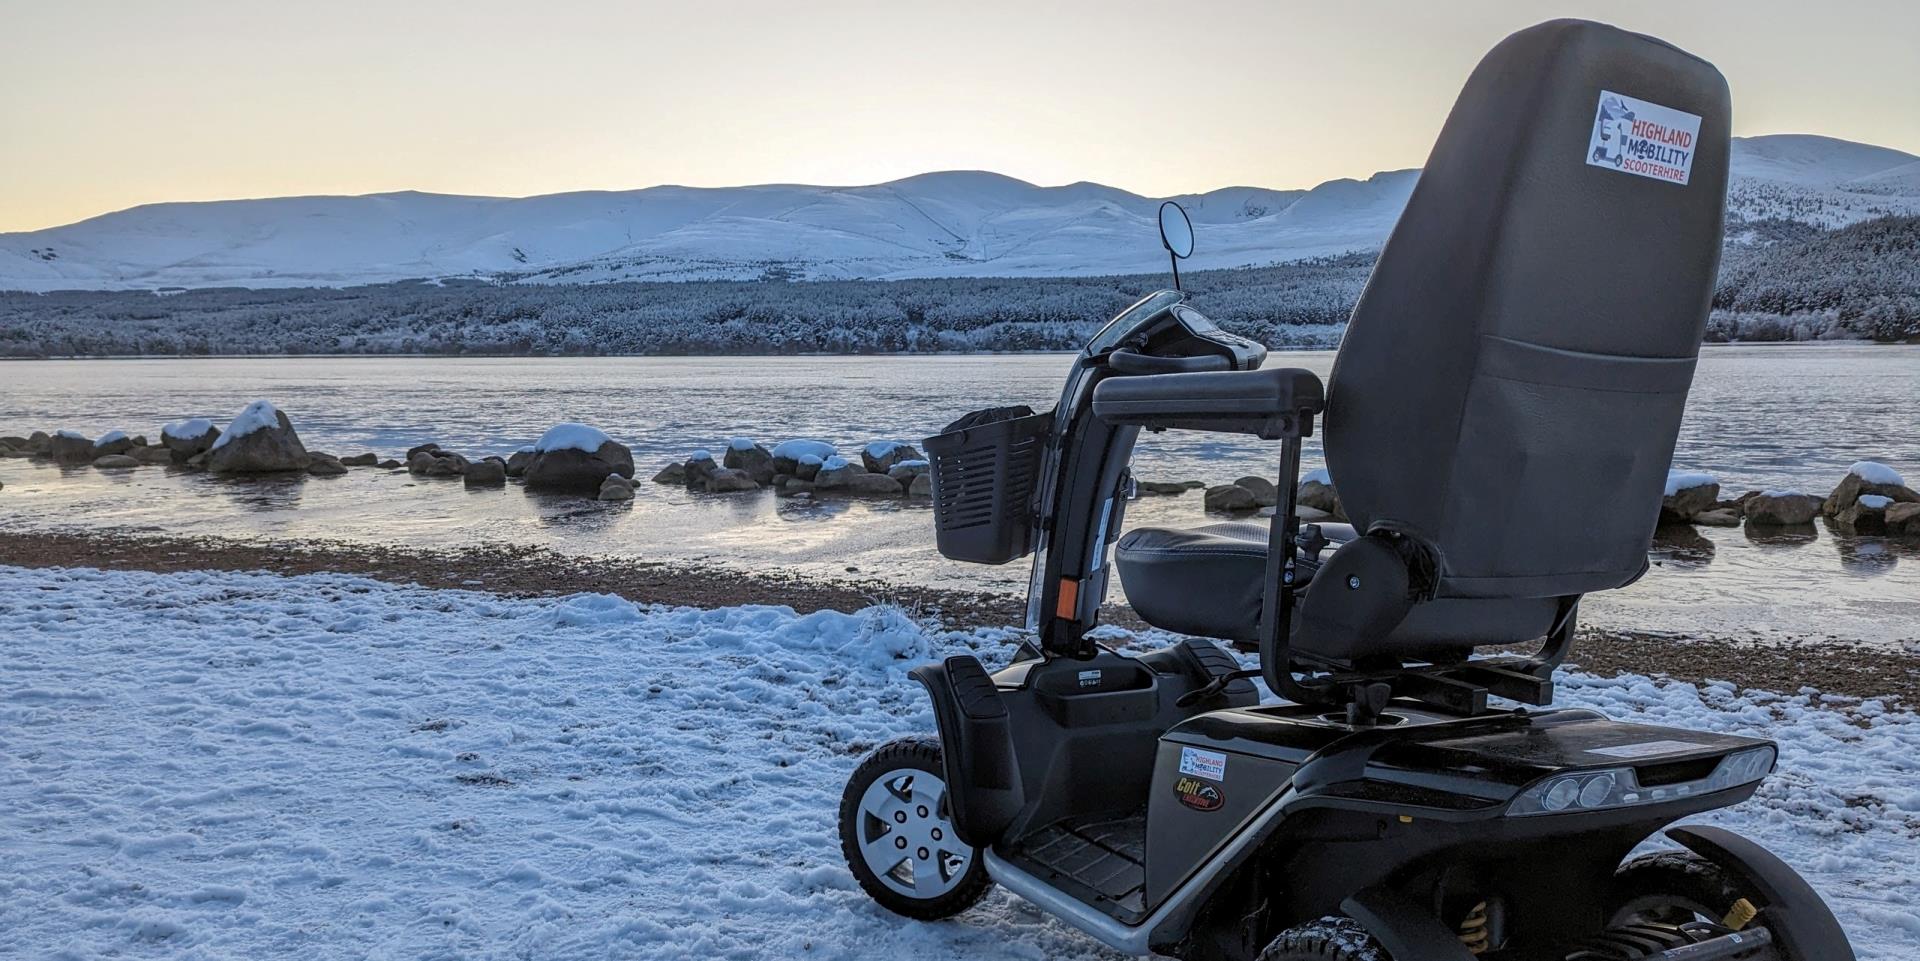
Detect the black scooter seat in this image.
<box><xmin>1114</xmin><ymin>522</ymin><xmax>1345</xmax><ymax>644</ymax></box>
<box><xmin>1115</xmin><ymin>522</ymin><xmax>1559</xmax><ymax>660</ymax></box>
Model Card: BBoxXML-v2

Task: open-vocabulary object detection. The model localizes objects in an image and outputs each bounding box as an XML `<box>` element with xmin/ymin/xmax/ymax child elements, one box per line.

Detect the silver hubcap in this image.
<box><xmin>855</xmin><ymin>767</ymin><xmax>971</xmax><ymax>899</ymax></box>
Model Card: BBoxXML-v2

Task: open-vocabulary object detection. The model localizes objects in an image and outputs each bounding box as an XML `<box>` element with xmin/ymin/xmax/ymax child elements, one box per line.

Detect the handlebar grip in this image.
<box><xmin>1107</xmin><ymin>349</ymin><xmax>1233</xmax><ymax>375</ymax></box>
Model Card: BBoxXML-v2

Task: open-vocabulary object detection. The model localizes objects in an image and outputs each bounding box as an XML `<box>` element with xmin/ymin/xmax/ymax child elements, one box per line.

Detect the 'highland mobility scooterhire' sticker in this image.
<box><xmin>1178</xmin><ymin>746</ymin><xmax>1227</xmax><ymax>780</ymax></box>
<box><xmin>1586</xmin><ymin>90</ymin><xmax>1701</xmax><ymax>185</ymax></box>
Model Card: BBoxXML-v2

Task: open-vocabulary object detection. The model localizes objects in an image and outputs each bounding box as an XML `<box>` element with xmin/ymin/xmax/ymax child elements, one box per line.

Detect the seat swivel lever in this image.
<box><xmin>1297</xmin><ymin>523</ymin><xmax>1330</xmax><ymax>562</ymax></box>
<box><xmin>1175</xmin><ymin>668</ymin><xmax>1262</xmax><ymax>709</ymax></box>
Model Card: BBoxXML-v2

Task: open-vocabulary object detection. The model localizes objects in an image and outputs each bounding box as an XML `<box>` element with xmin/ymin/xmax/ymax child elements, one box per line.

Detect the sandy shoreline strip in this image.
<box><xmin>3</xmin><ymin>528</ymin><xmax>1914</xmax><ymax>707</ymax></box>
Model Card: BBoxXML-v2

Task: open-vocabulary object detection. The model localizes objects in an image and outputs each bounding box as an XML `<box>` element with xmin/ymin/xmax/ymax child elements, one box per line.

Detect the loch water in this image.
<box><xmin>2</xmin><ymin>344</ymin><xmax>1916</xmax><ymax>647</ymax></box>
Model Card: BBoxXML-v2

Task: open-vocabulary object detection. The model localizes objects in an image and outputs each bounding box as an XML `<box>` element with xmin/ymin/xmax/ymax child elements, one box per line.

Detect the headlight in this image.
<box><xmin>1508</xmin><ymin>746</ymin><xmax>1775</xmax><ymax>817</ymax></box>
<box><xmin>1708</xmin><ymin>746</ymin><xmax>1777</xmax><ymax>790</ymax></box>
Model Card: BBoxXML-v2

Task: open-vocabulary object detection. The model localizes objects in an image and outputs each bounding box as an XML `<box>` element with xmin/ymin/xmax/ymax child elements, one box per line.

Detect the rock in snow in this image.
<box><xmin>723</xmin><ymin>439</ymin><xmax>777</xmax><ymax>485</ymax></box>
<box><xmin>682</xmin><ymin>450</ymin><xmax>721</xmax><ymax>490</ymax></box>
<box><xmin>703</xmin><ymin>467</ymin><xmax>760</xmax><ymax>493</ymax></box>
<box><xmin>91</xmin><ymin>430</ymin><xmax>134</xmax><ymax>458</ymax></box>
<box><xmin>1823</xmin><ymin>461</ymin><xmax>1918</xmax><ymax>518</ymax></box>
<box><xmin>505</xmin><ymin>449</ymin><xmax>535</xmax><ymax>478</ymax></box>
<box><xmin>532</xmin><ymin>423</ymin><xmax>614</xmax><ymax>455</ymax></box>
<box><xmin>1137</xmin><ymin>480</ymin><xmax>1197</xmax><ymax>495</ymax></box>
<box><xmin>1744</xmin><ymin>491</ymin><xmax>1822</xmax><ymax>527</ymax></box>
<box><xmin>597</xmin><ymin>473</ymin><xmax>636</xmax><ymax>501</ymax></box>
<box><xmin>771</xmin><ymin>439</ymin><xmax>838</xmax><ymax>477</ymax></box>
<box><xmin>306</xmin><ymin>452</ymin><xmax>349</xmax><ymax>476</ymax></box>
<box><xmin>1847</xmin><ymin>461</ymin><xmax>1906</xmax><ymax>487</ymax></box>
<box><xmin>523</xmin><ymin>424</ymin><xmax>635</xmax><ymax>494</ymax></box>
<box><xmin>161</xmin><ymin>418</ymin><xmax>221</xmax><ymax>462</ymax></box>
<box><xmin>207</xmin><ymin>400</ymin><xmax>312</xmax><ymax>473</ymax></box>
<box><xmin>860</xmin><ymin>440</ymin><xmax>924</xmax><ymax>475</ymax></box>
<box><xmin>1205</xmin><ymin>484</ymin><xmax>1258</xmax><ymax>512</ymax></box>
<box><xmin>1232</xmin><ymin>475</ymin><xmax>1279</xmax><ymax>509</ymax></box>
<box><xmin>1297</xmin><ymin>468</ymin><xmax>1343</xmax><ymax>519</ymax></box>
<box><xmin>48</xmin><ymin>430</ymin><xmax>95</xmax><ymax>464</ymax></box>
<box><xmin>463</xmin><ymin>457</ymin><xmax>507</xmax><ymax>487</ymax></box>
<box><xmin>1887</xmin><ymin>502</ymin><xmax>1920</xmax><ymax>537</ymax></box>
<box><xmin>0</xmin><ymin>565</ymin><xmax>1913</xmax><ymax>959</ymax></box>
<box><xmin>1660</xmin><ymin>471</ymin><xmax>1722</xmax><ymax>524</ymax></box>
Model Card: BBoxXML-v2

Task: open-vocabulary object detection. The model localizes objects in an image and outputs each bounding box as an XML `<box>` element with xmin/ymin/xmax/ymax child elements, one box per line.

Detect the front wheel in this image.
<box><xmin>1606</xmin><ymin>850</ymin><xmax>1758</xmax><ymax>931</ymax></box>
<box><xmin>838</xmin><ymin>736</ymin><xmax>992</xmax><ymax>920</ymax></box>
<box><xmin>1257</xmin><ymin>917</ymin><xmax>1390</xmax><ymax>960</ymax></box>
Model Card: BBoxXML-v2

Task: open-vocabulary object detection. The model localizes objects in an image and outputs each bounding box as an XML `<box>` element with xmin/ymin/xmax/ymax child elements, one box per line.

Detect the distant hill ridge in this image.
<box><xmin>1</xmin><ymin>134</ymin><xmax>1915</xmax><ymax>293</ymax></box>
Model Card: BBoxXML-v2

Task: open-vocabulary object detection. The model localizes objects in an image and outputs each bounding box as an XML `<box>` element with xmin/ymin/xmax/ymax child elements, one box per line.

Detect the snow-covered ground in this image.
<box><xmin>2</xmin><ymin>565</ymin><xmax>1916</xmax><ymax>959</ymax></box>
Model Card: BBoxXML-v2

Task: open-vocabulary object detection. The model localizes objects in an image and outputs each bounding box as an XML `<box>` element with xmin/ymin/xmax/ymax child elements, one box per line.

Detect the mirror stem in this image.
<box><xmin>1169</xmin><ymin>252</ymin><xmax>1182</xmax><ymax>292</ymax></box>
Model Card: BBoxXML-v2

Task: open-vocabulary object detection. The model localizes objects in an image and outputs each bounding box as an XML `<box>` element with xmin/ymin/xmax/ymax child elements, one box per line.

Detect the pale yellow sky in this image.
<box><xmin>2</xmin><ymin>0</ymin><xmax>1916</xmax><ymax>233</ymax></box>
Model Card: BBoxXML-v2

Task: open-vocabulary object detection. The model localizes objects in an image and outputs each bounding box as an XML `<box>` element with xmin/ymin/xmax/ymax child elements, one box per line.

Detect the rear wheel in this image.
<box><xmin>837</xmin><ymin>736</ymin><xmax>991</xmax><ymax>920</ymax></box>
<box><xmin>1257</xmin><ymin>917</ymin><xmax>1390</xmax><ymax>960</ymax></box>
<box><xmin>1606</xmin><ymin>850</ymin><xmax>1755</xmax><ymax>930</ymax></box>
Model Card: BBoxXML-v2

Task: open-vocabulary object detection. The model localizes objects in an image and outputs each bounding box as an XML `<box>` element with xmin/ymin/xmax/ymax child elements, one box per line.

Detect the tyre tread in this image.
<box><xmin>1258</xmin><ymin>916</ymin><xmax>1390</xmax><ymax>960</ymax></box>
<box><xmin>837</xmin><ymin>735</ymin><xmax>993</xmax><ymax>921</ymax></box>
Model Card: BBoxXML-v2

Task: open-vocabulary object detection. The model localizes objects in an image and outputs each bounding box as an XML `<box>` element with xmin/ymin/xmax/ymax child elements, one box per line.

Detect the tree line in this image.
<box><xmin>1</xmin><ymin>217</ymin><xmax>1913</xmax><ymax>358</ymax></box>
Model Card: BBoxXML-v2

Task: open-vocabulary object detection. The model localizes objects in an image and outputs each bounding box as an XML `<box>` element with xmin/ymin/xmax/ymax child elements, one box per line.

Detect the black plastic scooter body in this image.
<box><xmin>1147</xmin><ymin>703</ymin><xmax>1771</xmax><ymax>903</ymax></box>
<box><xmin>916</xmin><ymin>647</ymin><xmax>1784</xmax><ymax>959</ymax></box>
<box><xmin>1144</xmin><ymin>704</ymin><xmax>1775</xmax><ymax>957</ymax></box>
<box><xmin>912</xmin><ymin>639</ymin><xmax>1260</xmax><ymax>847</ymax></box>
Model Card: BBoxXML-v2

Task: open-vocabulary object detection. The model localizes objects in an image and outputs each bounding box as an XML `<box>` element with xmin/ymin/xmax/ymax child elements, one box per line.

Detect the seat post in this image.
<box><xmin>1256</xmin><ymin>430</ymin><xmax>1306</xmax><ymax>702</ymax></box>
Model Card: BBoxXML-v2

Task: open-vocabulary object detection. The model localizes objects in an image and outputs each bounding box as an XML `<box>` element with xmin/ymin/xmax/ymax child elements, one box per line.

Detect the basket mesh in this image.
<box><xmin>923</xmin><ymin>410</ymin><xmax>1051</xmax><ymax>565</ymax></box>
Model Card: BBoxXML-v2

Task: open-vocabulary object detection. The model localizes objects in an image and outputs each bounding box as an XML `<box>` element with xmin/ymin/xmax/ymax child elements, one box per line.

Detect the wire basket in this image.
<box><xmin>922</xmin><ymin>407</ymin><xmax>1053</xmax><ymax>565</ymax></box>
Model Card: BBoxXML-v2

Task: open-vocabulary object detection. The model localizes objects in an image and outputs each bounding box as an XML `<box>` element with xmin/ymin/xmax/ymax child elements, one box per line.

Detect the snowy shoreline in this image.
<box><xmin>2</xmin><ymin>564</ymin><xmax>1916</xmax><ymax>959</ymax></box>
<box><xmin>2</xmin><ymin>527</ymin><xmax>1917</xmax><ymax>706</ymax></box>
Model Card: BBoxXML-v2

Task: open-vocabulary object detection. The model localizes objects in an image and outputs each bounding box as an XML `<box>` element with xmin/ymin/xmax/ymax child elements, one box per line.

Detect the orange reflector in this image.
<box><xmin>1055</xmin><ymin>578</ymin><xmax>1080</xmax><ymax>620</ymax></box>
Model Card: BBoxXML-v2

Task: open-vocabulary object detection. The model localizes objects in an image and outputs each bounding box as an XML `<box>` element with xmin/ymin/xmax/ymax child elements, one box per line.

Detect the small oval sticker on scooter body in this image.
<box><xmin>1174</xmin><ymin>776</ymin><xmax>1225</xmax><ymax>812</ymax></box>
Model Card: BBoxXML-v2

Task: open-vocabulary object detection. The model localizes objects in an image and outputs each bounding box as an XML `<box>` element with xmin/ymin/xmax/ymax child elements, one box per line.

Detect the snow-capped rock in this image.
<box><xmin>860</xmin><ymin>440</ymin><xmax>923</xmax><ymax>475</ymax></box>
<box><xmin>523</xmin><ymin>425</ymin><xmax>634</xmax><ymax>494</ymax></box>
<box><xmin>722</xmin><ymin>439</ymin><xmax>776</xmax><ymax>485</ymax></box>
<box><xmin>1823</xmin><ymin>461</ymin><xmax>1918</xmax><ymax>517</ymax></box>
<box><xmin>207</xmin><ymin>401</ymin><xmax>311</xmax><ymax>474</ymax></box>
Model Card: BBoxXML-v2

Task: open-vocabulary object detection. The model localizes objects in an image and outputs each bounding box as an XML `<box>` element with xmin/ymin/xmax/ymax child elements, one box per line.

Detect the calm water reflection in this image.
<box><xmin>3</xmin><ymin>345</ymin><xmax>1916</xmax><ymax>647</ymax></box>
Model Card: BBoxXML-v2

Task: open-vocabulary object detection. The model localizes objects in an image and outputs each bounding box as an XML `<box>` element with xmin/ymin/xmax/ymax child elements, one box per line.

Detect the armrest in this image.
<box><xmin>1092</xmin><ymin>367</ymin><xmax>1325</xmax><ymax>439</ymax></box>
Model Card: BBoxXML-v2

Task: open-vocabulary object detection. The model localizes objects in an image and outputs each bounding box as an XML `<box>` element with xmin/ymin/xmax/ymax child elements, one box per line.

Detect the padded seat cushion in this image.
<box><xmin>1114</xmin><ymin>523</ymin><xmax>1350</xmax><ymax>644</ymax></box>
<box><xmin>1114</xmin><ymin>523</ymin><xmax>1559</xmax><ymax>661</ymax></box>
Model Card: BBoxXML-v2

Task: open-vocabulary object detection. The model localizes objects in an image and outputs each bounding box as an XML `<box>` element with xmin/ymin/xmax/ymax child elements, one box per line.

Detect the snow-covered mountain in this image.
<box><xmin>2</xmin><ymin>135</ymin><xmax>1914</xmax><ymax>292</ymax></box>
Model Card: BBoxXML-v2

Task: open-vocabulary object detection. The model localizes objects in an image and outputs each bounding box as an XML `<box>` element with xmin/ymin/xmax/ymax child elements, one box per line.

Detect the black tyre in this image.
<box><xmin>1258</xmin><ymin>917</ymin><xmax>1390</xmax><ymax>960</ymax></box>
<box><xmin>1606</xmin><ymin>850</ymin><xmax>1753</xmax><ymax>930</ymax></box>
<box><xmin>838</xmin><ymin>735</ymin><xmax>992</xmax><ymax>920</ymax></box>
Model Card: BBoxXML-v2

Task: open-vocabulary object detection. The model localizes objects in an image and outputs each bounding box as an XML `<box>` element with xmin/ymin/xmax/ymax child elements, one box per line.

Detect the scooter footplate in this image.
<box><xmin>1005</xmin><ymin>812</ymin><xmax>1147</xmax><ymax>922</ymax></box>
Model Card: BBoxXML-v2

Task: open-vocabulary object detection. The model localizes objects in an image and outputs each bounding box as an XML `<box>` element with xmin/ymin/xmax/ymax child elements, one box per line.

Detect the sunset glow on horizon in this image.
<box><xmin>2</xmin><ymin>0</ymin><xmax>1916</xmax><ymax>233</ymax></box>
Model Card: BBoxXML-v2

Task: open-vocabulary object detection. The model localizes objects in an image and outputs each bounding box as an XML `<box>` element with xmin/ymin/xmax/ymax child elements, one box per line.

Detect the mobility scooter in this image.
<box><xmin>837</xmin><ymin>20</ymin><xmax>1855</xmax><ymax>961</ymax></box>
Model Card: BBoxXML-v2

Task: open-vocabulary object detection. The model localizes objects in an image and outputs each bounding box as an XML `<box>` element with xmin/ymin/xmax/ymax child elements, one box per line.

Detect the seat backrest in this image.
<box><xmin>1324</xmin><ymin>19</ymin><xmax>1730</xmax><ymax>601</ymax></box>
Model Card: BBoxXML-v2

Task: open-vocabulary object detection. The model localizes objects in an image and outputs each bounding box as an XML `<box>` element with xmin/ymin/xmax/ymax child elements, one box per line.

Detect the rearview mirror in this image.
<box><xmin>1158</xmin><ymin>201</ymin><xmax>1194</xmax><ymax>291</ymax></box>
<box><xmin>1158</xmin><ymin>201</ymin><xmax>1195</xmax><ymax>259</ymax></box>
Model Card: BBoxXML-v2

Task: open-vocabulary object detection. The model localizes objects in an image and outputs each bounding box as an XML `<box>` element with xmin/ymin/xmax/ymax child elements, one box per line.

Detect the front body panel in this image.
<box><xmin>1139</xmin><ymin>702</ymin><xmax>1772</xmax><ymax>931</ymax></box>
